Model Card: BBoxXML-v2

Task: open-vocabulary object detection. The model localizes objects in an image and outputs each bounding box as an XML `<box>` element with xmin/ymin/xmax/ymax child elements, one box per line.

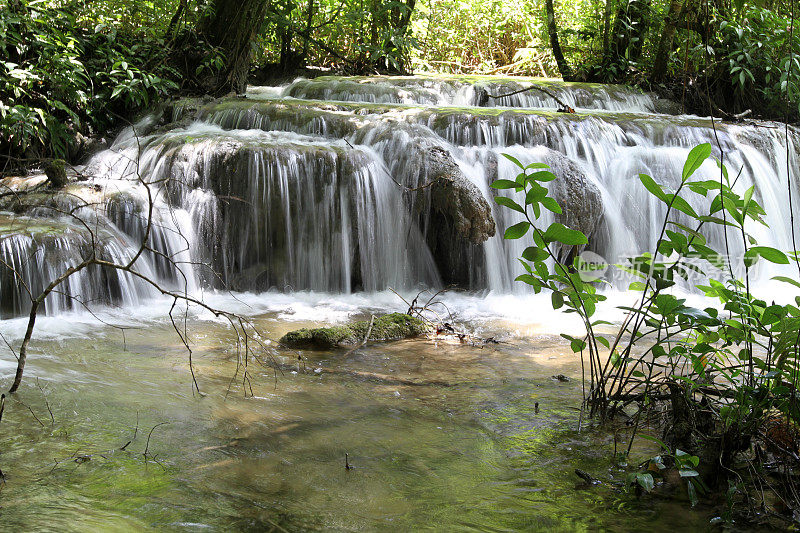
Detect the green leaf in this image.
<box><xmin>495</xmin><ymin>196</ymin><xmax>524</xmax><ymax>213</ymax></box>
<box><xmin>502</xmin><ymin>153</ymin><xmax>524</xmax><ymax>169</ymax></box>
<box><xmin>560</xmin><ymin>334</ymin><xmax>586</xmax><ymax>352</ymax></box>
<box><xmin>639</xmin><ymin>173</ymin><xmax>666</xmax><ymax>202</ymax></box>
<box><xmin>687</xmin><ymin>479</ymin><xmax>699</xmax><ymax>507</ymax></box>
<box><xmin>528</xmin><ymin>170</ymin><xmax>558</xmax><ymax>182</ymax></box>
<box><xmin>491</xmin><ymin>179</ymin><xmax>517</xmax><ymax>189</ymax></box>
<box><xmin>744</xmin><ymin>246</ymin><xmax>790</xmax><ymax>267</ymax></box>
<box><xmin>525</xmin><ymin>162</ymin><xmax>550</xmax><ymax>170</ymax></box>
<box><xmin>682</xmin><ymin>143</ymin><xmax>712</xmax><ymax>181</ymax></box>
<box><xmin>515</xmin><ymin>274</ymin><xmax>541</xmax><ymax>291</ymax></box>
<box><xmin>667</xmin><ymin>194</ymin><xmax>699</xmax><ymax>218</ymax></box>
<box><xmin>504</xmin><ymin>221</ymin><xmax>530</xmax><ymax>239</ymax></box>
<box><xmin>541</xmin><ymin>196</ymin><xmax>562</xmax><ymax>214</ymax></box>
<box><xmin>772</xmin><ymin>275</ymin><xmax>800</xmax><ymax>289</ymax></box>
<box><xmin>636</xmin><ymin>473</ymin><xmax>654</xmax><ymax>492</ymax></box>
<box><xmin>543</xmin><ymin>222</ymin><xmax>588</xmax><ymax>245</ymax></box>
<box><xmin>551</xmin><ymin>291</ymin><xmax>564</xmax><ymax>309</ymax></box>
<box><xmin>667</xmin><ymin>221</ymin><xmax>706</xmax><ymax>244</ymax></box>
<box><xmin>742</xmin><ymin>185</ymin><xmax>755</xmax><ymax>217</ymax></box>
<box><xmin>522</xmin><ymin>246</ymin><xmax>549</xmax><ymax>262</ymax></box>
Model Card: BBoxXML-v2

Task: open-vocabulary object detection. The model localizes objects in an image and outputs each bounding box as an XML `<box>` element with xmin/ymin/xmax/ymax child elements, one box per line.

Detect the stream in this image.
<box><xmin>2</xmin><ymin>74</ymin><xmax>798</xmax><ymax>530</ymax></box>
<box><xmin>1</xmin><ymin>294</ymin><xmax>713</xmax><ymax>531</ymax></box>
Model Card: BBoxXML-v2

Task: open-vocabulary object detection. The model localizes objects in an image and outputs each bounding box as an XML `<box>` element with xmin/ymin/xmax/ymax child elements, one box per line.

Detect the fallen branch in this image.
<box><xmin>486</xmin><ymin>84</ymin><xmax>575</xmax><ymax>113</ymax></box>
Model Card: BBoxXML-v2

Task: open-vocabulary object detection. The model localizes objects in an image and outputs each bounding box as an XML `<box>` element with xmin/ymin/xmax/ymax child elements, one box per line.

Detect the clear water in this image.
<box><xmin>2</xmin><ymin>73</ymin><xmax>795</xmax><ymax>530</ymax></box>
<box><xmin>0</xmin><ymin>294</ymin><xmax>714</xmax><ymax>531</ymax></box>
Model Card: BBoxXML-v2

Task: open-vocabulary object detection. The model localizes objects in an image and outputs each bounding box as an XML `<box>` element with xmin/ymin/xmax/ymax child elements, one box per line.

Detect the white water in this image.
<box><xmin>1</xmin><ymin>74</ymin><xmax>798</xmax><ymax>327</ymax></box>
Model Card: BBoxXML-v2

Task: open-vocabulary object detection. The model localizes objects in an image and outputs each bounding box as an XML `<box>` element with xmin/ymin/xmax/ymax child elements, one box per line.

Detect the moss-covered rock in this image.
<box><xmin>280</xmin><ymin>312</ymin><xmax>430</xmax><ymax>349</ymax></box>
<box><xmin>44</xmin><ymin>159</ymin><xmax>68</xmax><ymax>188</ymax></box>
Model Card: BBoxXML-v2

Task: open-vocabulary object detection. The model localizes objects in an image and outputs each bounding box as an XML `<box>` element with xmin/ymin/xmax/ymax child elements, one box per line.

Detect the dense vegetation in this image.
<box><xmin>416</xmin><ymin>0</ymin><xmax>799</xmax><ymax>119</ymax></box>
<box><xmin>1</xmin><ymin>0</ymin><xmax>797</xmax><ymax>169</ymax></box>
<box><xmin>495</xmin><ymin>144</ymin><xmax>800</xmax><ymax>522</ymax></box>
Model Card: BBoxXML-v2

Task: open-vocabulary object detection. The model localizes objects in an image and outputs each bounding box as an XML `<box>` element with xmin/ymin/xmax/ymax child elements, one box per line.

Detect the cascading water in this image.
<box><xmin>3</xmin><ymin>74</ymin><xmax>798</xmax><ymax>533</ymax></box>
<box><xmin>1</xmin><ymin>74</ymin><xmax>798</xmax><ymax>316</ymax></box>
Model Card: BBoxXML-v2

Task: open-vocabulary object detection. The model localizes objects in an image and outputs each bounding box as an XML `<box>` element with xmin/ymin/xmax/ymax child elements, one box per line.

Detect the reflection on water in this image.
<box><xmin>0</xmin><ymin>298</ymin><xmax>711</xmax><ymax>531</ymax></box>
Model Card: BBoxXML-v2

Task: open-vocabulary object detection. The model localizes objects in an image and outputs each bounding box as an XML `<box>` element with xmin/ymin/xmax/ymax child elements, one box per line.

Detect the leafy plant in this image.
<box><xmin>0</xmin><ymin>0</ymin><xmax>183</xmax><ymax>163</ymax></box>
<box><xmin>494</xmin><ymin>144</ymin><xmax>800</xmax><ymax>512</ymax></box>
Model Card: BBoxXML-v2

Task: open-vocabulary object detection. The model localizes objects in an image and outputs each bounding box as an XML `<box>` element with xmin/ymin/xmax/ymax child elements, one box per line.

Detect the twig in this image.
<box><xmin>345</xmin><ymin>314</ymin><xmax>375</xmax><ymax>356</ymax></box>
<box><xmin>143</xmin><ymin>422</ymin><xmax>169</xmax><ymax>459</ymax></box>
<box><xmin>35</xmin><ymin>378</ymin><xmax>54</xmax><ymax>426</ymax></box>
<box><xmin>486</xmin><ymin>84</ymin><xmax>575</xmax><ymax>113</ymax></box>
<box><xmin>13</xmin><ymin>396</ymin><xmax>45</xmax><ymax>427</ymax></box>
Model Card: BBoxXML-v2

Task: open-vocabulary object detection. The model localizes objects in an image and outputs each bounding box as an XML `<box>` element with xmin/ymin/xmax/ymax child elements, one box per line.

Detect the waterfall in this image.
<box><xmin>1</xmin><ymin>74</ymin><xmax>797</xmax><ymax>316</ymax></box>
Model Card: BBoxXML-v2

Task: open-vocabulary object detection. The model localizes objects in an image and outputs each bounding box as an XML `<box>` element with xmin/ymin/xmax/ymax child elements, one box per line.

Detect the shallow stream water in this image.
<box><xmin>0</xmin><ymin>293</ymin><xmax>714</xmax><ymax>532</ymax></box>
<box><xmin>3</xmin><ymin>72</ymin><xmax>794</xmax><ymax>530</ymax></box>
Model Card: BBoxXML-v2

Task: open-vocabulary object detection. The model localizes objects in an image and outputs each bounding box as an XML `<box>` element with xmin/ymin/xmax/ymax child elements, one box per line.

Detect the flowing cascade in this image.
<box><xmin>1</xmin><ymin>75</ymin><xmax>798</xmax><ymax>315</ymax></box>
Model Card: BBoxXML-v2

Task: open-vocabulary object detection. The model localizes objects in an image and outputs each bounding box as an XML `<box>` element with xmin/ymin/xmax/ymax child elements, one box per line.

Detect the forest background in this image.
<box><xmin>0</xmin><ymin>0</ymin><xmax>797</xmax><ymax>168</ymax></box>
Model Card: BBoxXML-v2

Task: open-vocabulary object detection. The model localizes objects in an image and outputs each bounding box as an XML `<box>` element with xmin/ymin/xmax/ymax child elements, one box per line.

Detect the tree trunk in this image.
<box><xmin>200</xmin><ymin>0</ymin><xmax>270</xmax><ymax>95</ymax></box>
<box><xmin>652</xmin><ymin>0</ymin><xmax>683</xmax><ymax>82</ymax></box>
<box><xmin>545</xmin><ymin>0</ymin><xmax>573</xmax><ymax>80</ymax></box>
<box><xmin>605</xmin><ymin>0</ymin><xmax>651</xmax><ymax>66</ymax></box>
<box><xmin>300</xmin><ymin>0</ymin><xmax>315</xmax><ymax>61</ymax></box>
<box><xmin>385</xmin><ymin>0</ymin><xmax>416</xmax><ymax>72</ymax></box>
<box><xmin>166</xmin><ymin>0</ymin><xmax>188</xmax><ymax>38</ymax></box>
<box><xmin>627</xmin><ymin>0</ymin><xmax>652</xmax><ymax>62</ymax></box>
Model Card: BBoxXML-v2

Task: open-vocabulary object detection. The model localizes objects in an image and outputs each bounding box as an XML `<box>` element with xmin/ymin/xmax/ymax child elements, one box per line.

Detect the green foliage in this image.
<box><xmin>255</xmin><ymin>0</ymin><xmax>418</xmax><ymax>73</ymax></box>
<box><xmin>410</xmin><ymin>0</ymin><xmax>798</xmax><ymax>119</ymax></box>
<box><xmin>496</xmin><ymin>144</ymin><xmax>800</xmax><ymax>510</ymax></box>
<box><xmin>0</xmin><ymin>0</ymin><xmax>186</xmax><ymax>162</ymax></box>
<box><xmin>411</xmin><ymin>0</ymin><xmax>554</xmax><ymax>74</ymax></box>
<box><xmin>722</xmin><ymin>7</ymin><xmax>800</xmax><ymax>116</ymax></box>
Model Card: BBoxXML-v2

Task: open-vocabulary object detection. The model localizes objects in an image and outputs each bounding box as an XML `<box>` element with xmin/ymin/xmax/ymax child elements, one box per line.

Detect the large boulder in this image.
<box><xmin>427</xmin><ymin>146</ymin><xmax>496</xmax><ymax>244</ymax></box>
<box><xmin>353</xmin><ymin>121</ymin><xmax>496</xmax><ymax>286</ymax></box>
<box><xmin>543</xmin><ymin>151</ymin><xmax>604</xmax><ymax>243</ymax></box>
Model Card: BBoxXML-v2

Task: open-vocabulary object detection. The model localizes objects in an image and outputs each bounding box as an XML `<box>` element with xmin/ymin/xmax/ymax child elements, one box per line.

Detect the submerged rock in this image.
<box><xmin>280</xmin><ymin>312</ymin><xmax>431</xmax><ymax>349</ymax></box>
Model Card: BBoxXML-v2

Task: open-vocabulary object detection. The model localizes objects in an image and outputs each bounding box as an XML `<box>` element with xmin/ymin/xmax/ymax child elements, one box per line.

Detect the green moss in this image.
<box><xmin>280</xmin><ymin>312</ymin><xmax>430</xmax><ymax>349</ymax></box>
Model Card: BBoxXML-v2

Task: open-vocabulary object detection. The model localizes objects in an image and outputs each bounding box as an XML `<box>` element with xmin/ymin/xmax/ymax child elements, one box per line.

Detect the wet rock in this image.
<box><xmin>652</xmin><ymin>96</ymin><xmax>683</xmax><ymax>115</ymax></box>
<box><xmin>44</xmin><ymin>159</ymin><xmax>68</xmax><ymax>188</ymax></box>
<box><xmin>197</xmin><ymin>98</ymin><xmax>363</xmax><ymax>139</ymax></box>
<box><xmin>280</xmin><ymin>313</ymin><xmax>431</xmax><ymax>349</ymax></box>
<box><xmin>350</xmin><ymin>121</ymin><xmax>495</xmax><ymax>287</ymax></box>
<box><xmin>427</xmin><ymin>146</ymin><xmax>495</xmax><ymax>244</ymax></box>
<box><xmin>73</xmin><ymin>132</ymin><xmax>108</xmax><ymax>162</ymax></box>
<box><xmin>0</xmin><ymin>213</ymin><xmax>153</xmax><ymax>317</ymax></box>
<box><xmin>545</xmin><ymin>155</ymin><xmax>603</xmax><ymax>241</ymax></box>
<box><xmin>425</xmin><ymin>146</ymin><xmax>496</xmax><ymax>287</ymax></box>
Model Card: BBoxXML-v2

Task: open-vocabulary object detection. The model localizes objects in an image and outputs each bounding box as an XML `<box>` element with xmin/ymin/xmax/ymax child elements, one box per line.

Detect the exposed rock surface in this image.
<box><xmin>280</xmin><ymin>313</ymin><xmax>431</xmax><ymax>349</ymax></box>
<box><xmin>44</xmin><ymin>159</ymin><xmax>68</xmax><ymax>188</ymax></box>
<box><xmin>543</xmin><ymin>151</ymin><xmax>604</xmax><ymax>242</ymax></box>
<box><xmin>426</xmin><ymin>146</ymin><xmax>495</xmax><ymax>244</ymax></box>
<box><xmin>652</xmin><ymin>96</ymin><xmax>684</xmax><ymax>115</ymax></box>
<box><xmin>354</xmin><ymin>120</ymin><xmax>495</xmax><ymax>287</ymax></box>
